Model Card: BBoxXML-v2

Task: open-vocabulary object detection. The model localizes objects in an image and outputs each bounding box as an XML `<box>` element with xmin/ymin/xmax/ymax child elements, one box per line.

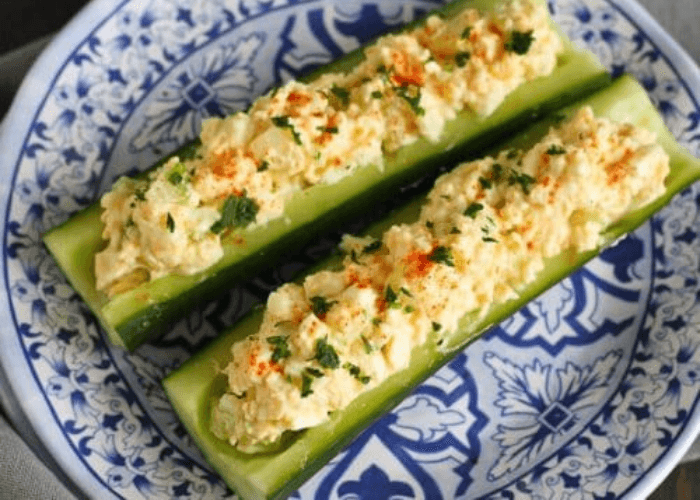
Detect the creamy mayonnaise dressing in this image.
<box><xmin>211</xmin><ymin>108</ymin><xmax>670</xmax><ymax>451</ymax></box>
<box><xmin>94</xmin><ymin>0</ymin><xmax>562</xmax><ymax>296</ymax></box>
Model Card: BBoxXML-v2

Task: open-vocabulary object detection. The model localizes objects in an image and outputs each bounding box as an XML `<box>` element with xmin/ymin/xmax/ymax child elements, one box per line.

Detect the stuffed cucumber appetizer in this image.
<box><xmin>162</xmin><ymin>75</ymin><xmax>700</xmax><ymax>500</ymax></box>
<box><xmin>43</xmin><ymin>0</ymin><xmax>609</xmax><ymax>351</ymax></box>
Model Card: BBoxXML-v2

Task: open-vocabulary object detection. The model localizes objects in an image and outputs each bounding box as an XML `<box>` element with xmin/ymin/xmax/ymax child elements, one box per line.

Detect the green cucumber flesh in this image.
<box><xmin>162</xmin><ymin>74</ymin><xmax>700</xmax><ymax>500</ymax></box>
<box><xmin>43</xmin><ymin>0</ymin><xmax>609</xmax><ymax>351</ymax></box>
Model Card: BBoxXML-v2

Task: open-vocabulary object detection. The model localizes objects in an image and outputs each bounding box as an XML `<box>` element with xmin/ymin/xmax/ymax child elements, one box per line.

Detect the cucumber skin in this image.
<box><xmin>42</xmin><ymin>0</ymin><xmax>610</xmax><ymax>351</ymax></box>
<box><xmin>162</xmin><ymin>74</ymin><xmax>700</xmax><ymax>500</ymax></box>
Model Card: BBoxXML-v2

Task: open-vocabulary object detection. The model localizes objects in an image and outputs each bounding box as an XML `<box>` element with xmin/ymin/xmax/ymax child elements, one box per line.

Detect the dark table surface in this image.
<box><xmin>1</xmin><ymin>0</ymin><xmax>699</xmax><ymax>499</ymax></box>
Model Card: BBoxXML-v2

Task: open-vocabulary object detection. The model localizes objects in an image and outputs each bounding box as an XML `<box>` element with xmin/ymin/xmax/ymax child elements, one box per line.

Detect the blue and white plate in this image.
<box><xmin>2</xmin><ymin>0</ymin><xmax>700</xmax><ymax>498</ymax></box>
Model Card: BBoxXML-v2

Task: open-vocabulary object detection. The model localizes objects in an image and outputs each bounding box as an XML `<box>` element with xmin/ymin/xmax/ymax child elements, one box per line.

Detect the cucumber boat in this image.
<box><xmin>162</xmin><ymin>75</ymin><xmax>700</xmax><ymax>500</ymax></box>
<box><xmin>42</xmin><ymin>0</ymin><xmax>609</xmax><ymax>351</ymax></box>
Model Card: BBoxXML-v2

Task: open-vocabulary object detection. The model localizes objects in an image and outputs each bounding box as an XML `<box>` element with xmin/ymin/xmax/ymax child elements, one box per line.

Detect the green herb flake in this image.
<box><xmin>314</xmin><ymin>338</ymin><xmax>340</xmax><ymax>369</ymax></box>
<box><xmin>385</xmin><ymin>286</ymin><xmax>399</xmax><ymax>307</ymax></box>
<box><xmin>343</xmin><ymin>362</ymin><xmax>371</xmax><ymax>384</ymax></box>
<box><xmin>301</xmin><ymin>373</ymin><xmax>314</xmax><ymax>398</ymax></box>
<box><xmin>395</xmin><ymin>86</ymin><xmax>425</xmax><ymax>116</ymax></box>
<box><xmin>166</xmin><ymin>212</ymin><xmax>175</xmax><ymax>233</ymax></box>
<box><xmin>134</xmin><ymin>186</ymin><xmax>147</xmax><ymax>202</ymax></box>
<box><xmin>371</xmin><ymin>90</ymin><xmax>383</xmax><ymax>99</ymax></box>
<box><xmin>361</xmin><ymin>335</ymin><xmax>375</xmax><ymax>353</ymax></box>
<box><xmin>404</xmin><ymin>305</ymin><xmax>415</xmax><ymax>313</ymax></box>
<box><xmin>450</xmin><ymin>227</ymin><xmax>462</xmax><ymax>234</ymax></box>
<box><xmin>482</xmin><ymin>236</ymin><xmax>498</xmax><ymax>243</ymax></box>
<box><xmin>428</xmin><ymin>246</ymin><xmax>455</xmax><ymax>267</ymax></box>
<box><xmin>505</xmin><ymin>30</ymin><xmax>534</xmax><ymax>55</ymax></box>
<box><xmin>546</xmin><ymin>145</ymin><xmax>567</xmax><ymax>155</ymax></box>
<box><xmin>177</xmin><ymin>137</ymin><xmax>203</xmax><ymax>161</ymax></box>
<box><xmin>305</xmin><ymin>367</ymin><xmax>324</xmax><ymax>378</ymax></box>
<box><xmin>491</xmin><ymin>163</ymin><xmax>504</xmax><ymax>181</ymax></box>
<box><xmin>271</xmin><ymin>115</ymin><xmax>302</xmax><ymax>145</ymax></box>
<box><xmin>461</xmin><ymin>27</ymin><xmax>472</xmax><ymax>39</ymax></box>
<box><xmin>464</xmin><ymin>202</ymin><xmax>484</xmax><ymax>219</ymax></box>
<box><xmin>166</xmin><ymin>162</ymin><xmax>187</xmax><ymax>185</ymax></box>
<box><xmin>455</xmin><ymin>51</ymin><xmax>471</xmax><ymax>67</ymax></box>
<box><xmin>479</xmin><ymin>177</ymin><xmax>492</xmax><ymax>189</ymax></box>
<box><xmin>508</xmin><ymin>170</ymin><xmax>537</xmax><ymax>194</ymax></box>
<box><xmin>432</xmin><ymin>322</ymin><xmax>442</xmax><ymax>332</ymax></box>
<box><xmin>363</xmin><ymin>240</ymin><xmax>382</xmax><ymax>254</ymax></box>
<box><xmin>330</xmin><ymin>85</ymin><xmax>351</xmax><ymax>107</ymax></box>
<box><xmin>400</xmin><ymin>287</ymin><xmax>413</xmax><ymax>297</ymax></box>
<box><xmin>267</xmin><ymin>335</ymin><xmax>291</xmax><ymax>363</ymax></box>
<box><xmin>317</xmin><ymin>126</ymin><xmax>339</xmax><ymax>134</ymax></box>
<box><xmin>425</xmin><ymin>220</ymin><xmax>434</xmax><ymax>229</ymax></box>
<box><xmin>506</xmin><ymin>150</ymin><xmax>519</xmax><ymax>160</ymax></box>
<box><xmin>310</xmin><ymin>296</ymin><xmax>337</xmax><ymax>318</ymax></box>
<box><xmin>257</xmin><ymin>160</ymin><xmax>269</xmax><ymax>172</ymax></box>
<box><xmin>125</xmin><ymin>217</ymin><xmax>136</xmax><ymax>228</ymax></box>
<box><xmin>211</xmin><ymin>194</ymin><xmax>259</xmax><ymax>233</ymax></box>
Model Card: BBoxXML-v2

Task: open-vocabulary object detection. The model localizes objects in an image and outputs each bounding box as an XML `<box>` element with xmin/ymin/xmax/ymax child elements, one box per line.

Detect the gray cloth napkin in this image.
<box><xmin>0</xmin><ymin>416</ymin><xmax>77</xmax><ymax>500</ymax></box>
<box><xmin>0</xmin><ymin>0</ymin><xmax>698</xmax><ymax>498</ymax></box>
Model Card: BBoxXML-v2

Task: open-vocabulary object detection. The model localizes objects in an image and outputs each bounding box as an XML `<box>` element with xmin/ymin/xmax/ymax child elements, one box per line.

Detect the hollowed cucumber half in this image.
<box><xmin>43</xmin><ymin>0</ymin><xmax>609</xmax><ymax>351</ymax></box>
<box><xmin>162</xmin><ymin>74</ymin><xmax>700</xmax><ymax>500</ymax></box>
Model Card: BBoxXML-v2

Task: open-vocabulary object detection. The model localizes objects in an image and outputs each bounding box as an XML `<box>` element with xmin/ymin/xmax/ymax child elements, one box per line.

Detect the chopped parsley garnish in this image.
<box><xmin>167</xmin><ymin>162</ymin><xmax>187</xmax><ymax>185</ymax></box>
<box><xmin>425</xmin><ymin>220</ymin><xmax>434</xmax><ymax>229</ymax></box>
<box><xmin>305</xmin><ymin>367</ymin><xmax>324</xmax><ymax>378</ymax></box>
<box><xmin>363</xmin><ymin>240</ymin><xmax>382</xmax><ymax>253</ymax></box>
<box><xmin>343</xmin><ymin>362</ymin><xmax>371</xmax><ymax>384</ymax></box>
<box><xmin>432</xmin><ymin>322</ymin><xmax>442</xmax><ymax>332</ymax></box>
<box><xmin>450</xmin><ymin>227</ymin><xmax>462</xmax><ymax>234</ymax></box>
<box><xmin>177</xmin><ymin>137</ymin><xmax>202</xmax><ymax>161</ymax></box>
<box><xmin>546</xmin><ymin>145</ymin><xmax>567</xmax><ymax>155</ymax></box>
<box><xmin>428</xmin><ymin>246</ymin><xmax>455</xmax><ymax>267</ymax></box>
<box><xmin>361</xmin><ymin>335</ymin><xmax>374</xmax><ymax>354</ymax></box>
<box><xmin>317</xmin><ymin>125</ymin><xmax>339</xmax><ymax>134</ymax></box>
<box><xmin>257</xmin><ymin>160</ymin><xmax>269</xmax><ymax>172</ymax></box>
<box><xmin>400</xmin><ymin>287</ymin><xmax>413</xmax><ymax>297</ymax></box>
<box><xmin>267</xmin><ymin>335</ymin><xmax>291</xmax><ymax>363</ymax></box>
<box><xmin>491</xmin><ymin>163</ymin><xmax>504</xmax><ymax>181</ymax></box>
<box><xmin>371</xmin><ymin>90</ymin><xmax>383</xmax><ymax>99</ymax></box>
<box><xmin>479</xmin><ymin>177</ymin><xmax>492</xmax><ymax>189</ymax></box>
<box><xmin>134</xmin><ymin>186</ymin><xmax>147</xmax><ymax>201</ymax></box>
<box><xmin>461</xmin><ymin>27</ymin><xmax>472</xmax><ymax>39</ymax></box>
<box><xmin>455</xmin><ymin>51</ymin><xmax>471</xmax><ymax>67</ymax></box>
<box><xmin>310</xmin><ymin>296</ymin><xmax>337</xmax><ymax>318</ymax></box>
<box><xmin>464</xmin><ymin>202</ymin><xmax>484</xmax><ymax>219</ymax></box>
<box><xmin>301</xmin><ymin>373</ymin><xmax>314</xmax><ymax>398</ymax></box>
<box><xmin>210</xmin><ymin>193</ymin><xmax>259</xmax><ymax>233</ymax></box>
<box><xmin>385</xmin><ymin>286</ymin><xmax>400</xmax><ymax>307</ymax></box>
<box><xmin>166</xmin><ymin>213</ymin><xmax>175</xmax><ymax>233</ymax></box>
<box><xmin>330</xmin><ymin>85</ymin><xmax>351</xmax><ymax>107</ymax></box>
<box><xmin>506</xmin><ymin>150</ymin><xmax>519</xmax><ymax>160</ymax></box>
<box><xmin>482</xmin><ymin>236</ymin><xmax>498</xmax><ymax>243</ymax></box>
<box><xmin>508</xmin><ymin>170</ymin><xmax>536</xmax><ymax>194</ymax></box>
<box><xmin>314</xmin><ymin>338</ymin><xmax>340</xmax><ymax>369</ymax></box>
<box><xmin>404</xmin><ymin>305</ymin><xmax>415</xmax><ymax>313</ymax></box>
<box><xmin>271</xmin><ymin>115</ymin><xmax>302</xmax><ymax>145</ymax></box>
<box><xmin>125</xmin><ymin>217</ymin><xmax>135</xmax><ymax>228</ymax></box>
<box><xmin>395</xmin><ymin>86</ymin><xmax>425</xmax><ymax>116</ymax></box>
<box><xmin>505</xmin><ymin>30</ymin><xmax>534</xmax><ymax>55</ymax></box>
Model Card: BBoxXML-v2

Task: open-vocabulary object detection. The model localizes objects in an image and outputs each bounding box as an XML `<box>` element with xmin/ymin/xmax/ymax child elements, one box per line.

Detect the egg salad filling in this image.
<box><xmin>94</xmin><ymin>0</ymin><xmax>563</xmax><ymax>297</ymax></box>
<box><xmin>211</xmin><ymin>107</ymin><xmax>670</xmax><ymax>451</ymax></box>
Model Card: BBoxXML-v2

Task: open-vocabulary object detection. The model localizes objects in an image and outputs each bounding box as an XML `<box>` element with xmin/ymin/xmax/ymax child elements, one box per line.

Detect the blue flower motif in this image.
<box><xmin>337</xmin><ymin>465</ymin><xmax>415</xmax><ymax>500</ymax></box>
<box><xmin>389</xmin><ymin>396</ymin><xmax>466</xmax><ymax>443</ymax></box>
<box><xmin>553</xmin><ymin>0</ymin><xmax>635</xmax><ymax>71</ymax></box>
<box><xmin>129</xmin><ymin>33</ymin><xmax>264</xmax><ymax>151</ymax></box>
<box><xmin>484</xmin><ymin>350</ymin><xmax>622</xmax><ymax>479</ymax></box>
